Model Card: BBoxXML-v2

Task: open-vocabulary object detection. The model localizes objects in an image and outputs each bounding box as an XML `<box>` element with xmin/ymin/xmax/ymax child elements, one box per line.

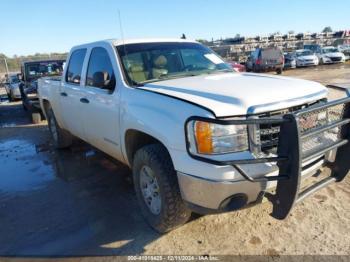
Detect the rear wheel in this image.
<box><xmin>7</xmin><ymin>91</ymin><xmax>13</xmax><ymax>102</ymax></box>
<box><xmin>47</xmin><ymin>108</ymin><xmax>72</xmax><ymax>149</ymax></box>
<box><xmin>133</xmin><ymin>144</ymin><xmax>191</xmax><ymax>233</ymax></box>
<box><xmin>22</xmin><ymin>100</ymin><xmax>27</xmax><ymax>111</ymax></box>
<box><xmin>276</xmin><ymin>68</ymin><xmax>283</xmax><ymax>75</ymax></box>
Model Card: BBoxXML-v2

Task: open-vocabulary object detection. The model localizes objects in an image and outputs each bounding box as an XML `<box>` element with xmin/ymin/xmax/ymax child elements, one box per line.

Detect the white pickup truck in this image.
<box><xmin>38</xmin><ymin>39</ymin><xmax>350</xmax><ymax>233</ymax></box>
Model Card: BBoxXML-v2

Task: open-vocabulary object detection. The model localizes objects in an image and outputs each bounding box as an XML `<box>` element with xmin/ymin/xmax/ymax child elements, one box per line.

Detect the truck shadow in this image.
<box><xmin>0</xmin><ymin>123</ymin><xmax>188</xmax><ymax>256</ymax></box>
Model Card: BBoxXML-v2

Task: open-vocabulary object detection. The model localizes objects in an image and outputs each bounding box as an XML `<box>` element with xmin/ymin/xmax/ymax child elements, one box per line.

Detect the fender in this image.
<box><xmin>120</xmin><ymin>87</ymin><xmax>214</xmax><ymax>166</ymax></box>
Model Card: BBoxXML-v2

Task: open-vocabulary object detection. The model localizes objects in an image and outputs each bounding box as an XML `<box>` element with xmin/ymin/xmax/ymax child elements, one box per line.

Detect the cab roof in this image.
<box><xmin>73</xmin><ymin>38</ymin><xmax>198</xmax><ymax>49</ymax></box>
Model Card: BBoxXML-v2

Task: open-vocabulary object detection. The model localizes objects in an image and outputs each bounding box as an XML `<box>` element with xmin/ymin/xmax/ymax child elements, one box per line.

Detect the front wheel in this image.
<box><xmin>276</xmin><ymin>68</ymin><xmax>283</xmax><ymax>75</ymax></box>
<box><xmin>133</xmin><ymin>144</ymin><xmax>191</xmax><ymax>233</ymax></box>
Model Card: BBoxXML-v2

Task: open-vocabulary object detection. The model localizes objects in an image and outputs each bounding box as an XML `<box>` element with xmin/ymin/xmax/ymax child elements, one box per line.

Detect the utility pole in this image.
<box><xmin>4</xmin><ymin>58</ymin><xmax>9</xmax><ymax>75</ymax></box>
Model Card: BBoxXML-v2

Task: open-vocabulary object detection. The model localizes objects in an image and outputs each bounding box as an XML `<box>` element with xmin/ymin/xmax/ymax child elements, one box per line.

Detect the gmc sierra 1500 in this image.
<box><xmin>38</xmin><ymin>39</ymin><xmax>350</xmax><ymax>233</ymax></box>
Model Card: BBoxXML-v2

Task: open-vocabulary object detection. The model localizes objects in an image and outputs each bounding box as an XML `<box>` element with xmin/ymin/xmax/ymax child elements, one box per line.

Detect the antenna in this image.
<box><xmin>117</xmin><ymin>9</ymin><xmax>131</xmax><ymax>79</ymax></box>
<box><xmin>118</xmin><ymin>9</ymin><xmax>126</xmax><ymax>46</ymax></box>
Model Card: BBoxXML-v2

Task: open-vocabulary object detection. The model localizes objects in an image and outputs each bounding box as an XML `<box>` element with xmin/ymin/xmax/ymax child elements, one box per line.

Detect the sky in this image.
<box><xmin>0</xmin><ymin>0</ymin><xmax>349</xmax><ymax>57</ymax></box>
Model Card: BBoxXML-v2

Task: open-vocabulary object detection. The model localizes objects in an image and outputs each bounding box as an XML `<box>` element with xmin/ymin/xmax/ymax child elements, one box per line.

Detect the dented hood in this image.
<box><xmin>141</xmin><ymin>72</ymin><xmax>328</xmax><ymax>117</ymax></box>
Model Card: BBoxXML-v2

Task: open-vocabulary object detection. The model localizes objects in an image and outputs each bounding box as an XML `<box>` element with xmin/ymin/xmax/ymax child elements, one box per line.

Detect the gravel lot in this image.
<box><xmin>0</xmin><ymin>63</ymin><xmax>349</xmax><ymax>257</ymax></box>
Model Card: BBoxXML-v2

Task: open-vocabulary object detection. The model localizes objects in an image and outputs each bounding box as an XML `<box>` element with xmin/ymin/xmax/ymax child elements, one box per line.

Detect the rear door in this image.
<box><xmin>59</xmin><ymin>48</ymin><xmax>88</xmax><ymax>139</ymax></box>
<box><xmin>79</xmin><ymin>45</ymin><xmax>122</xmax><ymax>159</ymax></box>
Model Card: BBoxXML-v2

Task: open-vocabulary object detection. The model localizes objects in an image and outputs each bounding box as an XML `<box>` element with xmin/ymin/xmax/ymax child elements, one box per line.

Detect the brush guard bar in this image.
<box><xmin>186</xmin><ymin>93</ymin><xmax>350</xmax><ymax>219</ymax></box>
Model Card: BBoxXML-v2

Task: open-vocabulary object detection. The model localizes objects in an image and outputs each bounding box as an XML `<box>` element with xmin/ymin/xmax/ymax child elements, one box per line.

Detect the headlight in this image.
<box><xmin>186</xmin><ymin>120</ymin><xmax>249</xmax><ymax>155</ymax></box>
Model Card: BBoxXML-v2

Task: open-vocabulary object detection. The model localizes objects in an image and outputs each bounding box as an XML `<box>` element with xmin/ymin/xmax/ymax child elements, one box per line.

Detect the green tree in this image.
<box><xmin>322</xmin><ymin>26</ymin><xmax>332</xmax><ymax>33</ymax></box>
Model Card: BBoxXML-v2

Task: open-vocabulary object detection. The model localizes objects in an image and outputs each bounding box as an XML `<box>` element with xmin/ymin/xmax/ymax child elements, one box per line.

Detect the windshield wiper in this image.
<box><xmin>134</xmin><ymin>69</ymin><xmax>233</xmax><ymax>86</ymax></box>
<box><xmin>159</xmin><ymin>72</ymin><xmax>197</xmax><ymax>79</ymax></box>
<box><xmin>208</xmin><ymin>69</ymin><xmax>233</xmax><ymax>74</ymax></box>
<box><xmin>136</xmin><ymin>73</ymin><xmax>198</xmax><ymax>85</ymax></box>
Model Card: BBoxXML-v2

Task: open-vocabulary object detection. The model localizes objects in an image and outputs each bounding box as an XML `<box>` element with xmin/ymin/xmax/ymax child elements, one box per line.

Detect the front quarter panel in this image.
<box><xmin>120</xmin><ymin>86</ymin><xmax>243</xmax><ymax>181</ymax></box>
<box><xmin>120</xmin><ymin>86</ymin><xmax>212</xmax><ymax>163</ymax></box>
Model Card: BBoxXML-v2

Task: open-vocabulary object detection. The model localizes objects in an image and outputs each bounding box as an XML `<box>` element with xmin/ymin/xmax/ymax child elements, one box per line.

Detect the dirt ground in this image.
<box><xmin>0</xmin><ymin>63</ymin><xmax>350</xmax><ymax>257</ymax></box>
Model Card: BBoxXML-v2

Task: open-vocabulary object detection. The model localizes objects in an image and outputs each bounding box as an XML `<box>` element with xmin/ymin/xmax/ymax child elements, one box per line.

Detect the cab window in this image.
<box><xmin>86</xmin><ymin>47</ymin><xmax>116</xmax><ymax>92</ymax></box>
<box><xmin>66</xmin><ymin>49</ymin><xmax>87</xmax><ymax>84</ymax></box>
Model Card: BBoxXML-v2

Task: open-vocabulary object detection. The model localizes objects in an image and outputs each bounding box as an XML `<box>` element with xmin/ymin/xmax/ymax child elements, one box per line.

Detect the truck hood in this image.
<box><xmin>141</xmin><ymin>72</ymin><xmax>328</xmax><ymax>117</ymax></box>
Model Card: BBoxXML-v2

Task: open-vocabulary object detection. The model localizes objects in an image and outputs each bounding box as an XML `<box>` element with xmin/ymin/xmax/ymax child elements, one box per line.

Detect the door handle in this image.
<box><xmin>60</xmin><ymin>92</ymin><xmax>68</xmax><ymax>97</ymax></box>
<box><xmin>80</xmin><ymin>98</ymin><xmax>89</xmax><ymax>104</ymax></box>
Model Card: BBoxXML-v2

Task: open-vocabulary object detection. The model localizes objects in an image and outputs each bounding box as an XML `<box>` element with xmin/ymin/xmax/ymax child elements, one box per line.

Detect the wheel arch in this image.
<box><xmin>124</xmin><ymin>129</ymin><xmax>173</xmax><ymax>167</ymax></box>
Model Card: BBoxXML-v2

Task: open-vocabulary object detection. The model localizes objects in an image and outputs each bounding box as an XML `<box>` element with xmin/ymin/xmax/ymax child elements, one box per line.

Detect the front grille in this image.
<box><xmin>256</xmin><ymin>101</ymin><xmax>323</xmax><ymax>154</ymax></box>
<box><xmin>298</xmin><ymin>103</ymin><xmax>345</xmax><ymax>157</ymax></box>
<box><xmin>330</xmin><ymin>57</ymin><xmax>342</xmax><ymax>62</ymax></box>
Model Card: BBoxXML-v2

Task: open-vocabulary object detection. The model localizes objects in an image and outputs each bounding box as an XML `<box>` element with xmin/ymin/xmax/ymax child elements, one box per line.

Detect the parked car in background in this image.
<box><xmin>338</xmin><ymin>44</ymin><xmax>350</xmax><ymax>60</ymax></box>
<box><xmin>38</xmin><ymin>39</ymin><xmax>350</xmax><ymax>233</ymax></box>
<box><xmin>294</xmin><ymin>49</ymin><xmax>319</xmax><ymax>67</ymax></box>
<box><xmin>318</xmin><ymin>46</ymin><xmax>346</xmax><ymax>64</ymax></box>
<box><xmin>246</xmin><ymin>47</ymin><xmax>284</xmax><ymax>74</ymax></box>
<box><xmin>19</xmin><ymin>60</ymin><xmax>65</xmax><ymax>121</ymax></box>
<box><xmin>4</xmin><ymin>73</ymin><xmax>21</xmax><ymax>101</ymax></box>
<box><xmin>227</xmin><ymin>61</ymin><xmax>246</xmax><ymax>72</ymax></box>
<box><xmin>283</xmin><ymin>53</ymin><xmax>296</xmax><ymax>69</ymax></box>
<box><xmin>304</xmin><ymin>44</ymin><xmax>322</xmax><ymax>54</ymax></box>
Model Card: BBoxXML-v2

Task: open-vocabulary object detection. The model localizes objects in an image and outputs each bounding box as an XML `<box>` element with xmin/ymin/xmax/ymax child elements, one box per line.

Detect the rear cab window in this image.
<box><xmin>66</xmin><ymin>49</ymin><xmax>87</xmax><ymax>84</ymax></box>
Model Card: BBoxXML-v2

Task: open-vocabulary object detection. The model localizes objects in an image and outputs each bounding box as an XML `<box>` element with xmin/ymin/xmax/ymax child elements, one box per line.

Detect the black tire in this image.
<box><xmin>47</xmin><ymin>108</ymin><xmax>72</xmax><ymax>149</ymax></box>
<box><xmin>253</xmin><ymin>65</ymin><xmax>257</xmax><ymax>73</ymax></box>
<box><xmin>22</xmin><ymin>101</ymin><xmax>27</xmax><ymax>111</ymax></box>
<box><xmin>276</xmin><ymin>68</ymin><xmax>283</xmax><ymax>75</ymax></box>
<box><xmin>7</xmin><ymin>91</ymin><xmax>13</xmax><ymax>102</ymax></box>
<box><xmin>133</xmin><ymin>144</ymin><xmax>191</xmax><ymax>233</ymax></box>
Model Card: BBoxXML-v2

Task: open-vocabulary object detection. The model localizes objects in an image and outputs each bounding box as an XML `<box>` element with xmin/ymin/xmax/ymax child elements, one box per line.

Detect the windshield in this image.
<box><xmin>25</xmin><ymin>61</ymin><xmax>64</xmax><ymax>80</ymax></box>
<box><xmin>116</xmin><ymin>42</ymin><xmax>232</xmax><ymax>85</ymax></box>
<box><xmin>296</xmin><ymin>50</ymin><xmax>313</xmax><ymax>56</ymax></box>
<box><xmin>323</xmin><ymin>48</ymin><xmax>339</xmax><ymax>53</ymax></box>
<box><xmin>10</xmin><ymin>75</ymin><xmax>20</xmax><ymax>83</ymax></box>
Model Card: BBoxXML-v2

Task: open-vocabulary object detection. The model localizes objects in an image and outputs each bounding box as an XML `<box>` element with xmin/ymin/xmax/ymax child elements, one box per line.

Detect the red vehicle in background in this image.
<box><xmin>227</xmin><ymin>61</ymin><xmax>246</xmax><ymax>72</ymax></box>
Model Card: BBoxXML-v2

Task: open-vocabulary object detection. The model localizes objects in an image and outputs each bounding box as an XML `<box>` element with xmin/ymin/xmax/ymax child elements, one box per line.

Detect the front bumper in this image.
<box><xmin>19</xmin><ymin>85</ymin><xmax>41</xmax><ymax>112</ymax></box>
<box><xmin>297</xmin><ymin>61</ymin><xmax>318</xmax><ymax>67</ymax></box>
<box><xmin>178</xmin><ymin>156</ymin><xmax>325</xmax><ymax>212</ymax></box>
<box><xmin>180</xmin><ymin>94</ymin><xmax>350</xmax><ymax>218</ymax></box>
<box><xmin>322</xmin><ymin>57</ymin><xmax>345</xmax><ymax>64</ymax></box>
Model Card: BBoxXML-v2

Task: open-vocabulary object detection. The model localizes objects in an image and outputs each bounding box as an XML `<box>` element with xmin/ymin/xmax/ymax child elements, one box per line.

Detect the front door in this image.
<box><xmin>79</xmin><ymin>46</ymin><xmax>122</xmax><ymax>160</ymax></box>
